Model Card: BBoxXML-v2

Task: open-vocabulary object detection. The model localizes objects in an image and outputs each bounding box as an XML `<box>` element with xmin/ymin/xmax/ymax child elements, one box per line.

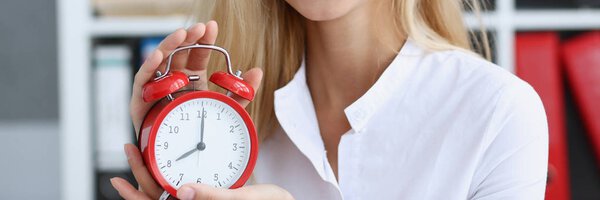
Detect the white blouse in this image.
<box><xmin>253</xmin><ymin>40</ymin><xmax>548</xmax><ymax>200</ymax></box>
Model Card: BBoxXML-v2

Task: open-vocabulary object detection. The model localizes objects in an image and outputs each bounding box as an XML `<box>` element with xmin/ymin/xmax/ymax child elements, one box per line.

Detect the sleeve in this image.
<box><xmin>468</xmin><ymin>81</ymin><xmax>549</xmax><ymax>200</ymax></box>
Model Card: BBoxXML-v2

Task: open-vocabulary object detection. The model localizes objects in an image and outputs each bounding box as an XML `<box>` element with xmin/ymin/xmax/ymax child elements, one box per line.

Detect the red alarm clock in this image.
<box><xmin>137</xmin><ymin>44</ymin><xmax>258</xmax><ymax>200</ymax></box>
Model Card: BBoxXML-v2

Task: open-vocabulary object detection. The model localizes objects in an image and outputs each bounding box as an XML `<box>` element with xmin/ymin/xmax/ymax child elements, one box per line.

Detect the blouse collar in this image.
<box><xmin>273</xmin><ymin>39</ymin><xmax>424</xmax><ymax>184</ymax></box>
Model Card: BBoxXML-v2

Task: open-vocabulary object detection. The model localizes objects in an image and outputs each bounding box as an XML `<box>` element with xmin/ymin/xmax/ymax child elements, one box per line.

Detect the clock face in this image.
<box><xmin>153</xmin><ymin>98</ymin><xmax>251</xmax><ymax>189</ymax></box>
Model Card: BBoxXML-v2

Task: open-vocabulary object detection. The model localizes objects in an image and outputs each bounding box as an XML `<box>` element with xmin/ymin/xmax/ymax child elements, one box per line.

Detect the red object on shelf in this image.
<box><xmin>516</xmin><ymin>32</ymin><xmax>570</xmax><ymax>200</ymax></box>
<box><xmin>562</xmin><ymin>31</ymin><xmax>600</xmax><ymax>167</ymax></box>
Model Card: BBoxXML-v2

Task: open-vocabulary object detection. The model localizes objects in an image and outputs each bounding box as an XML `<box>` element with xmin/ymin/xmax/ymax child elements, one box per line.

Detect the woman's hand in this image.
<box><xmin>117</xmin><ymin>21</ymin><xmax>280</xmax><ymax>199</ymax></box>
<box><xmin>129</xmin><ymin>21</ymin><xmax>263</xmax><ymax>134</ymax></box>
<box><xmin>175</xmin><ymin>183</ymin><xmax>294</xmax><ymax>200</ymax></box>
<box><xmin>111</xmin><ymin>144</ymin><xmax>294</xmax><ymax>200</ymax></box>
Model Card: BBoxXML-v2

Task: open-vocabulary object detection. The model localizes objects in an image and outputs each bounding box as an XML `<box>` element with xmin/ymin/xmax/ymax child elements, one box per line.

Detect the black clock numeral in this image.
<box><xmin>213</xmin><ymin>173</ymin><xmax>219</xmax><ymax>181</ymax></box>
<box><xmin>169</xmin><ymin>126</ymin><xmax>179</xmax><ymax>134</ymax></box>
<box><xmin>196</xmin><ymin>178</ymin><xmax>202</xmax><ymax>183</ymax></box>
<box><xmin>180</xmin><ymin>113</ymin><xmax>190</xmax><ymax>121</ymax></box>
<box><xmin>167</xmin><ymin>160</ymin><xmax>172</xmax><ymax>167</ymax></box>
<box><xmin>177</xmin><ymin>173</ymin><xmax>184</xmax><ymax>186</ymax></box>
<box><xmin>164</xmin><ymin>142</ymin><xmax>168</xmax><ymax>149</ymax></box>
<box><xmin>198</xmin><ymin>110</ymin><xmax>207</xmax><ymax>118</ymax></box>
<box><xmin>217</xmin><ymin>113</ymin><xmax>221</xmax><ymax>120</ymax></box>
<box><xmin>229</xmin><ymin>125</ymin><xmax>234</xmax><ymax>133</ymax></box>
<box><xmin>232</xmin><ymin>143</ymin><xmax>238</xmax><ymax>151</ymax></box>
<box><xmin>228</xmin><ymin>162</ymin><xmax>233</xmax><ymax>169</ymax></box>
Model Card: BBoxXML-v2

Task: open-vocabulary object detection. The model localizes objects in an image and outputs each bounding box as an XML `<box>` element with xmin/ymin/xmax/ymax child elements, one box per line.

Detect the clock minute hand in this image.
<box><xmin>199</xmin><ymin>107</ymin><xmax>206</xmax><ymax>149</ymax></box>
<box><xmin>176</xmin><ymin>147</ymin><xmax>198</xmax><ymax>162</ymax></box>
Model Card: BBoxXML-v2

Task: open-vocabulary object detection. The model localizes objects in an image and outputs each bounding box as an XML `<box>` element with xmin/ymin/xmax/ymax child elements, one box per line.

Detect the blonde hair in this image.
<box><xmin>195</xmin><ymin>0</ymin><xmax>490</xmax><ymax>141</ymax></box>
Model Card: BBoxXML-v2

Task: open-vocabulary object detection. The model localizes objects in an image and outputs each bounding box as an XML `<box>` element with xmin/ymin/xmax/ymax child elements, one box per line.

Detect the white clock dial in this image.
<box><xmin>154</xmin><ymin>98</ymin><xmax>251</xmax><ymax>189</ymax></box>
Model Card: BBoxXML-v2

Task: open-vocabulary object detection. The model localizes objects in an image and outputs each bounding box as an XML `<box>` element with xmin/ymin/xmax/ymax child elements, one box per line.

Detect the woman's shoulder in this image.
<box><xmin>400</xmin><ymin>47</ymin><xmax>546</xmax><ymax>132</ymax></box>
<box><xmin>393</xmin><ymin>47</ymin><xmax>548</xmax><ymax>156</ymax></box>
<box><xmin>412</xmin><ymin>48</ymin><xmax>539</xmax><ymax>103</ymax></box>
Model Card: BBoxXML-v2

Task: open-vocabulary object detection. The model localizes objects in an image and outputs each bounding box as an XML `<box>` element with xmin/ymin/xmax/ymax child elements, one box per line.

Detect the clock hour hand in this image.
<box><xmin>176</xmin><ymin>147</ymin><xmax>197</xmax><ymax>162</ymax></box>
<box><xmin>176</xmin><ymin>142</ymin><xmax>206</xmax><ymax>162</ymax></box>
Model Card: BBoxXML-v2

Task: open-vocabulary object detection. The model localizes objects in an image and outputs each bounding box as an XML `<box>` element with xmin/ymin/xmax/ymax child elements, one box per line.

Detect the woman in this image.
<box><xmin>111</xmin><ymin>0</ymin><xmax>549</xmax><ymax>199</ymax></box>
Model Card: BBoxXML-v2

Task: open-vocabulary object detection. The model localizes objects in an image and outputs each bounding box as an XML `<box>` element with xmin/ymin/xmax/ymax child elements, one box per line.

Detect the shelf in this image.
<box><xmin>62</xmin><ymin>1</ymin><xmax>599</xmax><ymax>199</ymax></box>
<box><xmin>514</xmin><ymin>9</ymin><xmax>600</xmax><ymax>30</ymax></box>
<box><xmin>464</xmin><ymin>12</ymin><xmax>499</xmax><ymax>30</ymax></box>
<box><xmin>464</xmin><ymin>9</ymin><xmax>600</xmax><ymax>31</ymax></box>
<box><xmin>93</xmin><ymin>10</ymin><xmax>600</xmax><ymax>37</ymax></box>
<box><xmin>92</xmin><ymin>16</ymin><xmax>188</xmax><ymax>37</ymax></box>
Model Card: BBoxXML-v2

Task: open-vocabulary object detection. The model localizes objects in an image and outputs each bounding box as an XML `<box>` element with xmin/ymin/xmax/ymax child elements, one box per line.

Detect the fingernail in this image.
<box><xmin>178</xmin><ymin>187</ymin><xmax>195</xmax><ymax>200</ymax></box>
<box><xmin>109</xmin><ymin>178</ymin><xmax>118</xmax><ymax>188</ymax></box>
<box><xmin>124</xmin><ymin>144</ymin><xmax>131</xmax><ymax>160</ymax></box>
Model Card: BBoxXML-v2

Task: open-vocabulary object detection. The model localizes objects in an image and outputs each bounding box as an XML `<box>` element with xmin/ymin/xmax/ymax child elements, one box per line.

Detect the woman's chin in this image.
<box><xmin>286</xmin><ymin>0</ymin><xmax>364</xmax><ymax>22</ymax></box>
<box><xmin>299</xmin><ymin>9</ymin><xmax>347</xmax><ymax>22</ymax></box>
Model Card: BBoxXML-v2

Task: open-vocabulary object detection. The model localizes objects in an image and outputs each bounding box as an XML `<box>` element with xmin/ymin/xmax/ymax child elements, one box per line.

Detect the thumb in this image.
<box><xmin>177</xmin><ymin>184</ymin><xmax>234</xmax><ymax>200</ymax></box>
<box><xmin>177</xmin><ymin>184</ymin><xmax>294</xmax><ymax>200</ymax></box>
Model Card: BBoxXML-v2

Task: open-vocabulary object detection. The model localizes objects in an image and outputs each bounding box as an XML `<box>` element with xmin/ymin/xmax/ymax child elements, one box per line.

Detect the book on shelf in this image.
<box><xmin>516</xmin><ymin>32</ymin><xmax>570</xmax><ymax>200</ymax></box>
<box><xmin>562</xmin><ymin>31</ymin><xmax>600</xmax><ymax>167</ymax></box>
<box><xmin>93</xmin><ymin>0</ymin><xmax>194</xmax><ymax>17</ymax></box>
<box><xmin>93</xmin><ymin>38</ymin><xmax>158</xmax><ymax>200</ymax></box>
<box><xmin>517</xmin><ymin>0</ymin><xmax>600</xmax><ymax>8</ymax></box>
<box><xmin>93</xmin><ymin>44</ymin><xmax>134</xmax><ymax>172</ymax></box>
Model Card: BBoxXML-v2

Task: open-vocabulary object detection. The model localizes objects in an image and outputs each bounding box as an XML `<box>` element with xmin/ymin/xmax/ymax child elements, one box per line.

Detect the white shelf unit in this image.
<box><xmin>464</xmin><ymin>9</ymin><xmax>600</xmax><ymax>30</ymax></box>
<box><xmin>57</xmin><ymin>0</ymin><xmax>600</xmax><ymax>199</ymax></box>
<box><xmin>92</xmin><ymin>16</ymin><xmax>188</xmax><ymax>37</ymax></box>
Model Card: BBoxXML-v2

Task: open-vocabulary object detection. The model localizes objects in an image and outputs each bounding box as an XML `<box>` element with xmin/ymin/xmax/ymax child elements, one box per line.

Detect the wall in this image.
<box><xmin>0</xmin><ymin>0</ymin><xmax>60</xmax><ymax>199</ymax></box>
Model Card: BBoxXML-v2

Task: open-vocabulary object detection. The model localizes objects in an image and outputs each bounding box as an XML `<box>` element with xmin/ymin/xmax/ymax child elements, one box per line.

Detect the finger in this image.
<box><xmin>125</xmin><ymin>144</ymin><xmax>163</xmax><ymax>199</ymax></box>
<box><xmin>184</xmin><ymin>23</ymin><xmax>207</xmax><ymax>45</ymax></box>
<box><xmin>172</xmin><ymin>23</ymin><xmax>207</xmax><ymax>71</ymax></box>
<box><xmin>177</xmin><ymin>184</ymin><xmax>233</xmax><ymax>200</ymax></box>
<box><xmin>111</xmin><ymin>177</ymin><xmax>151</xmax><ymax>200</ymax></box>
<box><xmin>199</xmin><ymin>20</ymin><xmax>219</xmax><ymax>46</ymax></box>
<box><xmin>232</xmin><ymin>68</ymin><xmax>263</xmax><ymax>108</ymax></box>
<box><xmin>133</xmin><ymin>49</ymin><xmax>164</xmax><ymax>90</ymax></box>
<box><xmin>155</xmin><ymin>29</ymin><xmax>187</xmax><ymax>73</ymax></box>
<box><xmin>187</xmin><ymin>20</ymin><xmax>219</xmax><ymax>71</ymax></box>
<box><xmin>177</xmin><ymin>184</ymin><xmax>294</xmax><ymax>200</ymax></box>
<box><xmin>134</xmin><ymin>28</ymin><xmax>186</xmax><ymax>90</ymax></box>
<box><xmin>235</xmin><ymin>185</ymin><xmax>295</xmax><ymax>200</ymax></box>
<box><xmin>131</xmin><ymin>50</ymin><xmax>165</xmax><ymax>134</ymax></box>
<box><xmin>156</xmin><ymin>28</ymin><xmax>187</xmax><ymax>59</ymax></box>
<box><xmin>130</xmin><ymin>29</ymin><xmax>191</xmax><ymax>136</ymax></box>
<box><xmin>188</xmin><ymin>70</ymin><xmax>210</xmax><ymax>91</ymax></box>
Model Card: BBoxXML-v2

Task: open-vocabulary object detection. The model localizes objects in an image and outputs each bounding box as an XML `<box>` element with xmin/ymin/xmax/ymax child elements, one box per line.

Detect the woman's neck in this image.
<box><xmin>305</xmin><ymin>3</ymin><xmax>405</xmax><ymax>109</ymax></box>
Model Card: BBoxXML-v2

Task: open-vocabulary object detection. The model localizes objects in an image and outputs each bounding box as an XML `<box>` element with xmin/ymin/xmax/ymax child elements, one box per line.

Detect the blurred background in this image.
<box><xmin>0</xmin><ymin>0</ymin><xmax>599</xmax><ymax>199</ymax></box>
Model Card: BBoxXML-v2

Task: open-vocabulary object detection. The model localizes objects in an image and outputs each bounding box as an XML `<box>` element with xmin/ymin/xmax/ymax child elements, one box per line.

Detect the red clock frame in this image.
<box><xmin>138</xmin><ymin>91</ymin><xmax>259</xmax><ymax>198</ymax></box>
